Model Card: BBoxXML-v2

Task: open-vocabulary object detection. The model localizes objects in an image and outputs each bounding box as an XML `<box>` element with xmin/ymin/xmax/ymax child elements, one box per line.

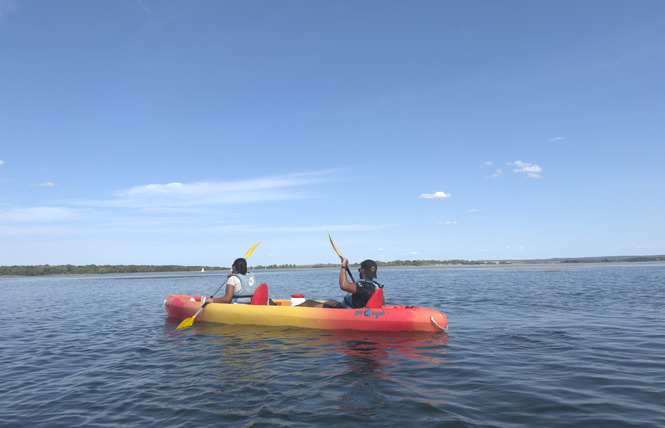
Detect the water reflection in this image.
<box><xmin>164</xmin><ymin>321</ymin><xmax>451</xmax><ymax>418</ymax></box>
<box><xmin>166</xmin><ymin>321</ymin><xmax>450</xmax><ymax>368</ymax></box>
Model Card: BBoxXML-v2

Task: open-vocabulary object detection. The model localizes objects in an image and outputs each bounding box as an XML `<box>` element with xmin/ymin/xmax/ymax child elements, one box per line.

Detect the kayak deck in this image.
<box><xmin>165</xmin><ymin>294</ymin><xmax>447</xmax><ymax>332</ymax></box>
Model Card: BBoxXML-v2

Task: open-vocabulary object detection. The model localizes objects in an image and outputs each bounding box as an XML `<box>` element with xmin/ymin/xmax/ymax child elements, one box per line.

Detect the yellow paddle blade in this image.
<box><xmin>244</xmin><ymin>242</ymin><xmax>261</xmax><ymax>259</ymax></box>
<box><xmin>328</xmin><ymin>231</ymin><xmax>344</xmax><ymax>261</ymax></box>
<box><xmin>176</xmin><ymin>303</ymin><xmax>207</xmax><ymax>330</ymax></box>
<box><xmin>176</xmin><ymin>316</ymin><xmax>195</xmax><ymax>330</ymax></box>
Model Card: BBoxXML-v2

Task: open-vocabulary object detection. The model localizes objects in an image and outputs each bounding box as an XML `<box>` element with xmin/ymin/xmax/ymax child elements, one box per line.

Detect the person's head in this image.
<box><xmin>232</xmin><ymin>258</ymin><xmax>248</xmax><ymax>275</ymax></box>
<box><xmin>359</xmin><ymin>259</ymin><xmax>377</xmax><ymax>279</ymax></box>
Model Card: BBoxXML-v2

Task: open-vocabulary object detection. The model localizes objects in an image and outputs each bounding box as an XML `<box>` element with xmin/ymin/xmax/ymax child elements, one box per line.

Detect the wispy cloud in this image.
<box><xmin>549</xmin><ymin>137</ymin><xmax>564</xmax><ymax>142</ymax></box>
<box><xmin>439</xmin><ymin>220</ymin><xmax>458</xmax><ymax>225</ymax></box>
<box><xmin>76</xmin><ymin>171</ymin><xmax>339</xmax><ymax>209</ymax></box>
<box><xmin>0</xmin><ymin>170</ymin><xmax>389</xmax><ymax>238</ymax></box>
<box><xmin>0</xmin><ymin>207</ymin><xmax>83</xmax><ymax>223</ymax></box>
<box><xmin>32</xmin><ymin>182</ymin><xmax>56</xmax><ymax>187</ymax></box>
<box><xmin>418</xmin><ymin>191</ymin><xmax>451</xmax><ymax>199</ymax></box>
<box><xmin>509</xmin><ymin>160</ymin><xmax>543</xmax><ymax>179</ymax></box>
<box><xmin>0</xmin><ymin>160</ymin><xmax>4</xmax><ymax>165</ymax></box>
<box><xmin>466</xmin><ymin>209</ymin><xmax>482</xmax><ymax>213</ymax></box>
<box><xmin>0</xmin><ymin>0</ymin><xmax>17</xmax><ymax>18</ymax></box>
<box><xmin>483</xmin><ymin>161</ymin><xmax>502</xmax><ymax>178</ymax></box>
<box><xmin>136</xmin><ymin>0</ymin><xmax>151</xmax><ymax>13</ymax></box>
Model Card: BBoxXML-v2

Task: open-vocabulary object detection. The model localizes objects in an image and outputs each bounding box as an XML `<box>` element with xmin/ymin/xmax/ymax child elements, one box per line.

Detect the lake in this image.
<box><xmin>1</xmin><ymin>264</ymin><xmax>663</xmax><ymax>427</ymax></box>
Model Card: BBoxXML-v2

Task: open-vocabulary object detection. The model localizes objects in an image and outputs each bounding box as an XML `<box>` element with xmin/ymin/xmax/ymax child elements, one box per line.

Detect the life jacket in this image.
<box><xmin>343</xmin><ymin>279</ymin><xmax>383</xmax><ymax>309</ymax></box>
<box><xmin>232</xmin><ymin>272</ymin><xmax>257</xmax><ymax>304</ymax></box>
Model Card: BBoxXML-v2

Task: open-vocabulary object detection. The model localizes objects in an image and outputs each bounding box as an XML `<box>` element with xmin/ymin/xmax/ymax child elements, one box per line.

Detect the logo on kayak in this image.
<box><xmin>354</xmin><ymin>309</ymin><xmax>385</xmax><ymax>319</ymax></box>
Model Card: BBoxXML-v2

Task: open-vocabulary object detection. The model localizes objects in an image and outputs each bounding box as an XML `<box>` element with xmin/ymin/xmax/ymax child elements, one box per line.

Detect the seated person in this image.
<box><xmin>298</xmin><ymin>258</ymin><xmax>384</xmax><ymax>308</ymax></box>
<box><xmin>208</xmin><ymin>258</ymin><xmax>257</xmax><ymax>304</ymax></box>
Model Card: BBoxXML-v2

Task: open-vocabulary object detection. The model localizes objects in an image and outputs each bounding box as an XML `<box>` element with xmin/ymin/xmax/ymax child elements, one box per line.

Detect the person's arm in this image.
<box><xmin>210</xmin><ymin>276</ymin><xmax>239</xmax><ymax>303</ymax></box>
<box><xmin>339</xmin><ymin>258</ymin><xmax>357</xmax><ymax>294</ymax></box>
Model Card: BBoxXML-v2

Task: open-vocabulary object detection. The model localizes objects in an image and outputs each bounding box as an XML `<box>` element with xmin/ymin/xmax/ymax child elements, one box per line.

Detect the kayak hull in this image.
<box><xmin>165</xmin><ymin>294</ymin><xmax>447</xmax><ymax>332</ymax></box>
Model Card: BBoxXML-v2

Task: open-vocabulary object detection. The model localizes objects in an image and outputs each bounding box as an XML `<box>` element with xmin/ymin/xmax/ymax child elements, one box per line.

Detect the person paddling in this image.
<box><xmin>298</xmin><ymin>258</ymin><xmax>384</xmax><ymax>308</ymax></box>
<box><xmin>339</xmin><ymin>258</ymin><xmax>385</xmax><ymax>308</ymax></box>
<box><xmin>208</xmin><ymin>258</ymin><xmax>258</xmax><ymax>304</ymax></box>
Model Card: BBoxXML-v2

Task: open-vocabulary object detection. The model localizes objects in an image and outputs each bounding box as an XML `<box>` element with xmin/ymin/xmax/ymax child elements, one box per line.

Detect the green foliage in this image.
<box><xmin>2</xmin><ymin>256</ymin><xmax>664</xmax><ymax>276</ymax></box>
<box><xmin>0</xmin><ymin>264</ymin><xmax>223</xmax><ymax>277</ymax></box>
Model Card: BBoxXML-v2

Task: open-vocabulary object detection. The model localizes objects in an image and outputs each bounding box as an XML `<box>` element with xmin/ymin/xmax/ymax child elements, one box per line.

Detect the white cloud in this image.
<box><xmin>38</xmin><ymin>182</ymin><xmax>56</xmax><ymax>187</ymax></box>
<box><xmin>0</xmin><ymin>160</ymin><xmax>4</xmax><ymax>165</ymax></box>
<box><xmin>484</xmin><ymin>161</ymin><xmax>493</xmax><ymax>166</ymax></box>
<box><xmin>549</xmin><ymin>137</ymin><xmax>565</xmax><ymax>142</ymax></box>
<box><xmin>439</xmin><ymin>221</ymin><xmax>458</xmax><ymax>225</ymax></box>
<box><xmin>466</xmin><ymin>209</ymin><xmax>482</xmax><ymax>213</ymax></box>
<box><xmin>509</xmin><ymin>160</ymin><xmax>543</xmax><ymax>178</ymax></box>
<box><xmin>418</xmin><ymin>191</ymin><xmax>451</xmax><ymax>199</ymax></box>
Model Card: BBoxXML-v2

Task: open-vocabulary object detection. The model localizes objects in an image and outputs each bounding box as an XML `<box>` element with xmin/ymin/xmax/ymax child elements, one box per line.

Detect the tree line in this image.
<box><xmin>0</xmin><ymin>264</ymin><xmax>224</xmax><ymax>277</ymax></box>
<box><xmin>1</xmin><ymin>259</ymin><xmax>480</xmax><ymax>276</ymax></box>
<box><xmin>2</xmin><ymin>256</ymin><xmax>663</xmax><ymax>276</ymax></box>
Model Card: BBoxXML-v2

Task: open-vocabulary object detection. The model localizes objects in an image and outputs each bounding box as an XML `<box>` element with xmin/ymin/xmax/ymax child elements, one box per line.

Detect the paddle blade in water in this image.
<box><xmin>175</xmin><ymin>303</ymin><xmax>207</xmax><ymax>330</ymax></box>
<box><xmin>176</xmin><ymin>316</ymin><xmax>195</xmax><ymax>330</ymax></box>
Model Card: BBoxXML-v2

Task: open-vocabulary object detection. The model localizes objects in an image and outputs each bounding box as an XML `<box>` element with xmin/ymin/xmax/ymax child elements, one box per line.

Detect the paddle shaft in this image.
<box><xmin>191</xmin><ymin>302</ymin><xmax>208</xmax><ymax>319</ymax></box>
<box><xmin>210</xmin><ymin>277</ymin><xmax>230</xmax><ymax>298</ymax></box>
<box><xmin>328</xmin><ymin>231</ymin><xmax>356</xmax><ymax>282</ymax></box>
<box><xmin>344</xmin><ymin>266</ymin><xmax>356</xmax><ymax>283</ymax></box>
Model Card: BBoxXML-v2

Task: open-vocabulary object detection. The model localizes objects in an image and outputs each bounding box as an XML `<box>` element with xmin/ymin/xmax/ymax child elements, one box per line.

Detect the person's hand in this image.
<box><xmin>342</xmin><ymin>258</ymin><xmax>349</xmax><ymax>268</ymax></box>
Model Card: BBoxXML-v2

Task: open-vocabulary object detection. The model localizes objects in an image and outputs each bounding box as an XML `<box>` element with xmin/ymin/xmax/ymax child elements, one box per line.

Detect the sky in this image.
<box><xmin>1</xmin><ymin>0</ymin><xmax>664</xmax><ymax>267</ymax></box>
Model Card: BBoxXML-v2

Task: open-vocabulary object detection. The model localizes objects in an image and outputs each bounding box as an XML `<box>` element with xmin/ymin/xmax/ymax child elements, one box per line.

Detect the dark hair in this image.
<box><xmin>233</xmin><ymin>258</ymin><xmax>248</xmax><ymax>275</ymax></box>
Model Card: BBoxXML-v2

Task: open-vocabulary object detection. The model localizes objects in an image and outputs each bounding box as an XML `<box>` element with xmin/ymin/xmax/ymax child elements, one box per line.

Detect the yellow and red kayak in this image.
<box><xmin>165</xmin><ymin>294</ymin><xmax>448</xmax><ymax>332</ymax></box>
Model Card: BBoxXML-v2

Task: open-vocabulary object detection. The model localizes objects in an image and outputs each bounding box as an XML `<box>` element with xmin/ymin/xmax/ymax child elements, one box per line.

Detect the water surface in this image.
<box><xmin>1</xmin><ymin>265</ymin><xmax>663</xmax><ymax>426</ymax></box>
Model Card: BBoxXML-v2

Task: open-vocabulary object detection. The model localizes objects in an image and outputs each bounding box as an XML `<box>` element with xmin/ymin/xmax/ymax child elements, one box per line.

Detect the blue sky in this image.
<box><xmin>1</xmin><ymin>0</ymin><xmax>664</xmax><ymax>266</ymax></box>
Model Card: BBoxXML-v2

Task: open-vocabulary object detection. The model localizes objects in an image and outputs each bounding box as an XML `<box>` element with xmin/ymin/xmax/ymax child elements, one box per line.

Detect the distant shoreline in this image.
<box><xmin>2</xmin><ymin>256</ymin><xmax>664</xmax><ymax>277</ymax></box>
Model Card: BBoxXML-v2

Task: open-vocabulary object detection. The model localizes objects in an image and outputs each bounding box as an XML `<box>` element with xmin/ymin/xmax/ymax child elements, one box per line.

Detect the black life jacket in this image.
<box><xmin>343</xmin><ymin>279</ymin><xmax>384</xmax><ymax>308</ymax></box>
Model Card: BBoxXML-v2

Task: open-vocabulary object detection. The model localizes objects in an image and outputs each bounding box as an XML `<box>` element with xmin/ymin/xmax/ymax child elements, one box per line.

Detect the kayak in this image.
<box><xmin>164</xmin><ymin>293</ymin><xmax>448</xmax><ymax>332</ymax></box>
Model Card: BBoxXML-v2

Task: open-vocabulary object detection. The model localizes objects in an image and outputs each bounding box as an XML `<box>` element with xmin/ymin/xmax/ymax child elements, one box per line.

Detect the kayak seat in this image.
<box><xmin>250</xmin><ymin>283</ymin><xmax>269</xmax><ymax>305</ymax></box>
<box><xmin>365</xmin><ymin>288</ymin><xmax>384</xmax><ymax>309</ymax></box>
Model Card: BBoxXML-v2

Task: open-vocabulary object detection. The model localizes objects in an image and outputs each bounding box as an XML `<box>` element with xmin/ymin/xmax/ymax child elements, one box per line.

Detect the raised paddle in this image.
<box><xmin>176</xmin><ymin>242</ymin><xmax>261</xmax><ymax>330</ymax></box>
<box><xmin>328</xmin><ymin>231</ymin><xmax>356</xmax><ymax>283</ymax></box>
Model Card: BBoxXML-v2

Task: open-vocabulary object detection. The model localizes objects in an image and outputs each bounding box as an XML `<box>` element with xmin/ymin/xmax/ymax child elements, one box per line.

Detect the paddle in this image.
<box><xmin>176</xmin><ymin>242</ymin><xmax>261</xmax><ymax>330</ymax></box>
<box><xmin>328</xmin><ymin>231</ymin><xmax>355</xmax><ymax>283</ymax></box>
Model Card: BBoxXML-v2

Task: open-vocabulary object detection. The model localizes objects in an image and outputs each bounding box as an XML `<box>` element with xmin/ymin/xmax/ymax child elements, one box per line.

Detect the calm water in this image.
<box><xmin>1</xmin><ymin>265</ymin><xmax>664</xmax><ymax>427</ymax></box>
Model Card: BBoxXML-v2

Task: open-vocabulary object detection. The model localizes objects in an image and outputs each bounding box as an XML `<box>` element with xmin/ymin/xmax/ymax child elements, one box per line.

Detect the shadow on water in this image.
<box><xmin>161</xmin><ymin>319</ymin><xmax>451</xmax><ymax>424</ymax></box>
